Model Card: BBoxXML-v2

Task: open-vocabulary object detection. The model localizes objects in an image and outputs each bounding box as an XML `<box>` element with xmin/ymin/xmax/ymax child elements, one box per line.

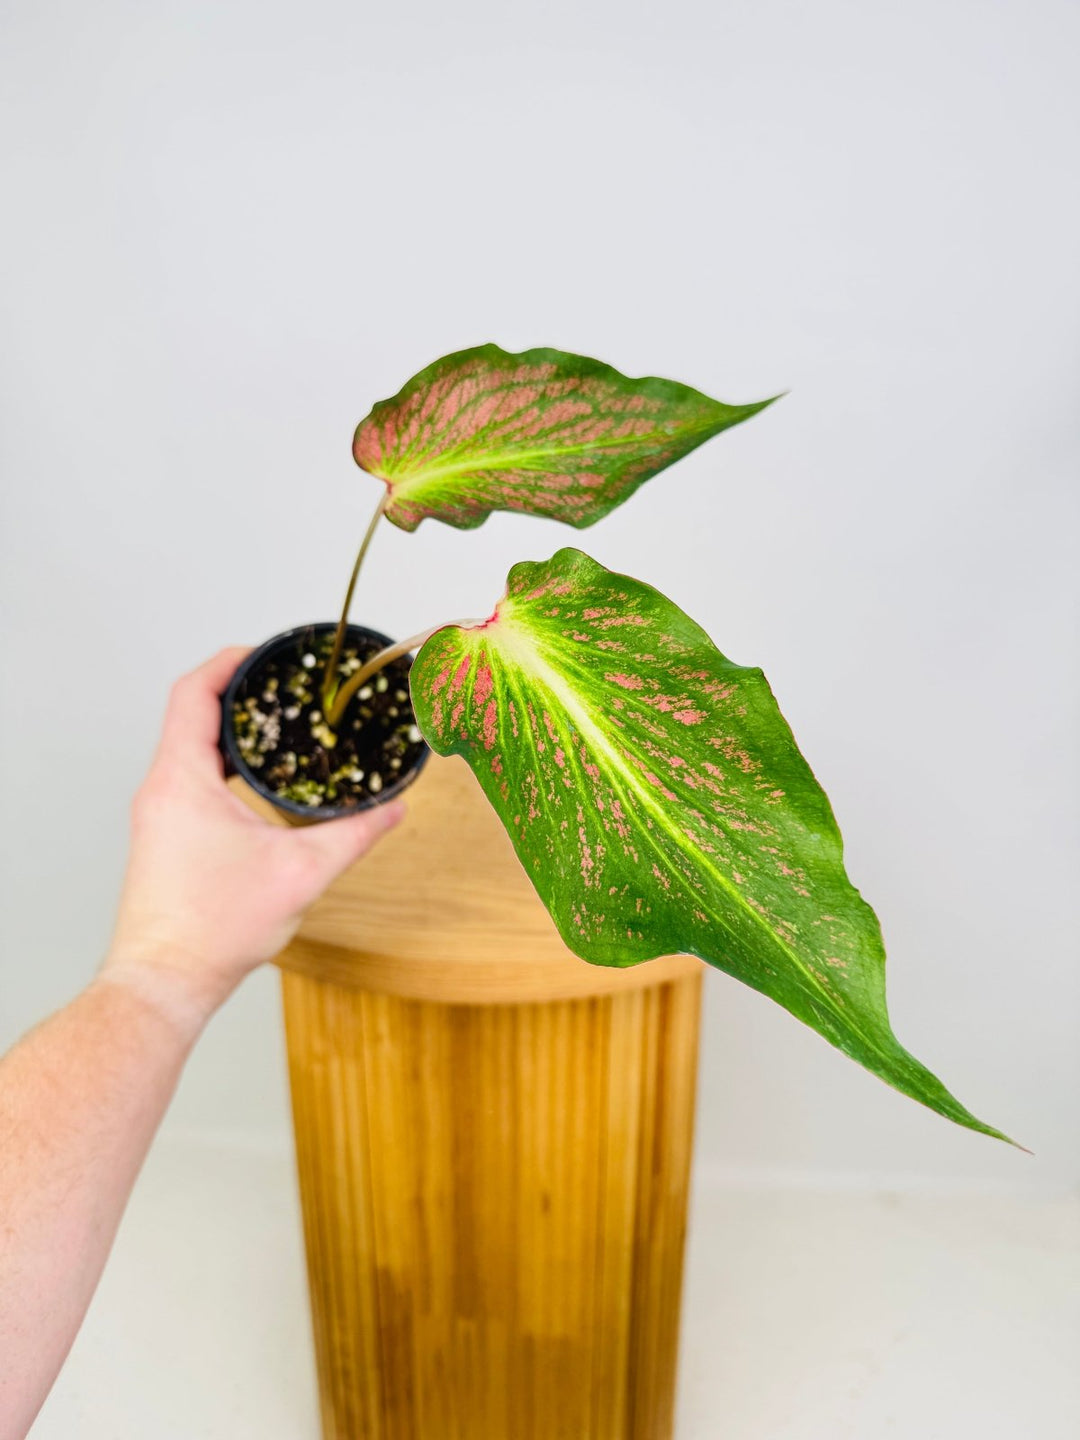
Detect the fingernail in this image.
<box><xmin>381</xmin><ymin>800</ymin><xmax>407</xmax><ymax>828</ymax></box>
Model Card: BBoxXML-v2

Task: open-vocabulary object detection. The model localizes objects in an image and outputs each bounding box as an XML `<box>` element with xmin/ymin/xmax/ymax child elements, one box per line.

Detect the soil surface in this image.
<box><xmin>229</xmin><ymin>628</ymin><xmax>425</xmax><ymax>810</ymax></box>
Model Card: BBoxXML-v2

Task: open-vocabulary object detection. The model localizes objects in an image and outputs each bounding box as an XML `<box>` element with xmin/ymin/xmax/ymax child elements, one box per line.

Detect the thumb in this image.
<box><xmin>296</xmin><ymin>800</ymin><xmax>407</xmax><ymax>882</ymax></box>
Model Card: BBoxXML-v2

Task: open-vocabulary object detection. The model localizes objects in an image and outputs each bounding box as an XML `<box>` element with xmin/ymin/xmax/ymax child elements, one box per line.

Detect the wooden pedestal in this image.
<box><xmin>272</xmin><ymin>755</ymin><xmax>703</xmax><ymax>1440</ymax></box>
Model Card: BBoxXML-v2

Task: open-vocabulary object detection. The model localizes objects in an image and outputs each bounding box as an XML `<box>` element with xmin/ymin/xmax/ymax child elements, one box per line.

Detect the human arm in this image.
<box><xmin>0</xmin><ymin>647</ymin><xmax>404</xmax><ymax>1440</ymax></box>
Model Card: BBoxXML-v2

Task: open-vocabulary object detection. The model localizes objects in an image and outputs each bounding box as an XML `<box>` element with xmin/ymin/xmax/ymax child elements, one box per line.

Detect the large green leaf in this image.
<box><xmin>353</xmin><ymin>344</ymin><xmax>775</xmax><ymax>532</ymax></box>
<box><xmin>410</xmin><ymin>548</ymin><xmax>1008</xmax><ymax>1142</ymax></box>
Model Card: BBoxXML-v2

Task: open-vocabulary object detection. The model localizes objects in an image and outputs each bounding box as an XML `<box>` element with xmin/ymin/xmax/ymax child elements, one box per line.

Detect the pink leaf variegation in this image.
<box><xmin>353</xmin><ymin>345</ymin><xmax>776</xmax><ymax>531</ymax></box>
<box><xmin>408</xmin><ymin>548</ymin><xmax>1009</xmax><ymax>1144</ymax></box>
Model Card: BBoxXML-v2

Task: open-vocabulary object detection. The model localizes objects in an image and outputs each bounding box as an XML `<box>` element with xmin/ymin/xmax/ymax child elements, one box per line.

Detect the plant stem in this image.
<box><xmin>321</xmin><ymin>488</ymin><xmax>388</xmax><ymax>712</ymax></box>
<box><xmin>324</xmin><ymin>619</ymin><xmax>481</xmax><ymax>731</ymax></box>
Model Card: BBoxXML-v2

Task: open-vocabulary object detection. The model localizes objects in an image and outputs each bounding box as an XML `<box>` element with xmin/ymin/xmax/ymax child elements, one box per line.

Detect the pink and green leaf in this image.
<box><xmin>409</xmin><ymin>548</ymin><xmax>1009</xmax><ymax>1143</ymax></box>
<box><xmin>353</xmin><ymin>344</ymin><xmax>776</xmax><ymax>532</ymax></box>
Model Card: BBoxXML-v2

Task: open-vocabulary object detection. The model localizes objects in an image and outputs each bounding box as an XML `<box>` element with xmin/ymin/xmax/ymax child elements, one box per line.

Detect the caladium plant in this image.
<box><xmin>311</xmin><ymin>344</ymin><xmax>1008</xmax><ymax>1143</ymax></box>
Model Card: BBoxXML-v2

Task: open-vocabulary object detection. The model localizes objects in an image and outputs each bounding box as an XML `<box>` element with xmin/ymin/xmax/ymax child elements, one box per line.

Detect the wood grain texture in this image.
<box><xmin>272</xmin><ymin>749</ymin><xmax>703</xmax><ymax>1437</ymax></box>
<box><xmin>282</xmin><ymin>968</ymin><xmax>702</xmax><ymax>1440</ymax></box>
<box><xmin>235</xmin><ymin>754</ymin><xmax>702</xmax><ymax>1003</ymax></box>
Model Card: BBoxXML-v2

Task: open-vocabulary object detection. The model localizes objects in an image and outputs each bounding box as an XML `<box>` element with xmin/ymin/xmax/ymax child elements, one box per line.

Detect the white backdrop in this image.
<box><xmin>1</xmin><ymin>0</ymin><xmax>1076</xmax><ymax>1193</ymax></box>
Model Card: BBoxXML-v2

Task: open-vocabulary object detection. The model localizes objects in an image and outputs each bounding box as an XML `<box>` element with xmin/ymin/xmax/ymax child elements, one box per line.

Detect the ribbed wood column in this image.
<box><xmin>265</xmin><ymin>755</ymin><xmax>703</xmax><ymax>1440</ymax></box>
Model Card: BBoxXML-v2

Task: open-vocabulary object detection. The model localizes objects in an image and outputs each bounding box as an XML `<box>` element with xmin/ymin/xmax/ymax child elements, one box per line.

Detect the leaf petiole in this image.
<box><xmin>324</xmin><ymin>618</ymin><xmax>482</xmax><ymax>732</ymax></box>
<box><xmin>321</xmin><ymin>488</ymin><xmax>388</xmax><ymax>714</ymax></box>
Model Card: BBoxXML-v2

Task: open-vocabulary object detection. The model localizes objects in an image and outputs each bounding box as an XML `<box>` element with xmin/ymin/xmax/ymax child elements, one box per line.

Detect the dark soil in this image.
<box><xmin>229</xmin><ymin>628</ymin><xmax>425</xmax><ymax>810</ymax></box>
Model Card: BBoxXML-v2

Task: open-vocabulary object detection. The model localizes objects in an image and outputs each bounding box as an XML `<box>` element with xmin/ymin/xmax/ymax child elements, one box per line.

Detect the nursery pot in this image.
<box><xmin>221</xmin><ymin>622</ymin><xmax>429</xmax><ymax>821</ymax></box>
<box><xmin>231</xmin><ymin>651</ymin><xmax>704</xmax><ymax>1439</ymax></box>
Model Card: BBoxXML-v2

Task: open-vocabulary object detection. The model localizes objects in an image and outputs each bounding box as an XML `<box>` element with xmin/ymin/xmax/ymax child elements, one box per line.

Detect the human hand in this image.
<box><xmin>101</xmin><ymin>647</ymin><xmax>405</xmax><ymax>1041</ymax></box>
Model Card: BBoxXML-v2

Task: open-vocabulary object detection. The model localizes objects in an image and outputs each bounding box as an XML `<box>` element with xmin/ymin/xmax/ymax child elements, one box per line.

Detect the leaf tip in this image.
<box><xmin>1001</xmin><ymin>1131</ymin><xmax>1033</xmax><ymax>1155</ymax></box>
<box><xmin>744</xmin><ymin>390</ymin><xmax>788</xmax><ymax>417</ymax></box>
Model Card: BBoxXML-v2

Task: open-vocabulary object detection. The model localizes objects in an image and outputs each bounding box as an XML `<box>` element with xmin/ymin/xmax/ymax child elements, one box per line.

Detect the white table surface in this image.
<box><xmin>31</xmin><ymin>1134</ymin><xmax>1079</xmax><ymax>1439</ymax></box>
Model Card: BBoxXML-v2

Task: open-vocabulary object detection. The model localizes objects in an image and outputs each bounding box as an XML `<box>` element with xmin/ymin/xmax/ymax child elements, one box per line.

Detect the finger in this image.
<box><xmin>295</xmin><ymin>800</ymin><xmax>406</xmax><ymax>882</ymax></box>
<box><xmin>157</xmin><ymin>645</ymin><xmax>252</xmax><ymax>772</ymax></box>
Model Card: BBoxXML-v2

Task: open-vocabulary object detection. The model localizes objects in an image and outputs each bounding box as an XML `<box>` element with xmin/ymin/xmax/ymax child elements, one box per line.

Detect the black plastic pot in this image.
<box><xmin>220</xmin><ymin>622</ymin><xmax>430</xmax><ymax>823</ymax></box>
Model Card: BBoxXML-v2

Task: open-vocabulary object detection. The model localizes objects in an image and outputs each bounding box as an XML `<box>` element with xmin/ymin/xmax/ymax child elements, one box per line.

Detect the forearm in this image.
<box><xmin>0</xmin><ymin>969</ymin><xmax>201</xmax><ymax>1440</ymax></box>
<box><xmin>0</xmin><ymin>647</ymin><xmax>401</xmax><ymax>1436</ymax></box>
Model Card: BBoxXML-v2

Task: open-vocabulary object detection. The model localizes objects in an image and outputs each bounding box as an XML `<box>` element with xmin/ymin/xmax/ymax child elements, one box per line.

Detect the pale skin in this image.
<box><xmin>0</xmin><ymin>647</ymin><xmax>405</xmax><ymax>1440</ymax></box>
